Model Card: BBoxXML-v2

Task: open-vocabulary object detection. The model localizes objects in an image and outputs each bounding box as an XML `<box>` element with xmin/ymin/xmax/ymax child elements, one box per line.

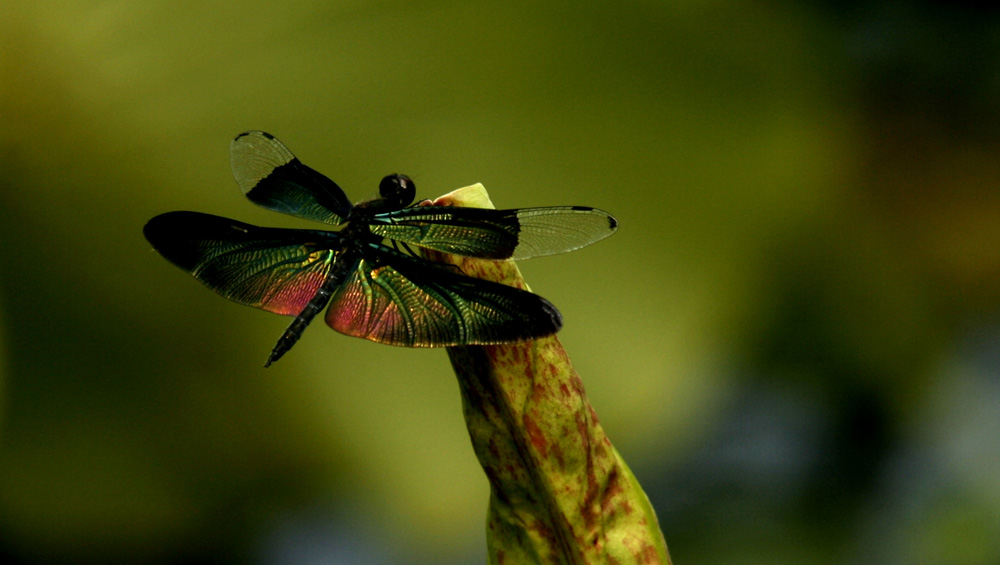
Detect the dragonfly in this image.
<box><xmin>144</xmin><ymin>131</ymin><xmax>617</xmax><ymax>366</ymax></box>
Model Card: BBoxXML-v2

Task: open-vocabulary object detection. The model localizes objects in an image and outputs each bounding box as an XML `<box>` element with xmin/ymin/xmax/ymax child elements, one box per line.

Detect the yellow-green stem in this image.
<box><xmin>428</xmin><ymin>185</ymin><xmax>671</xmax><ymax>565</ymax></box>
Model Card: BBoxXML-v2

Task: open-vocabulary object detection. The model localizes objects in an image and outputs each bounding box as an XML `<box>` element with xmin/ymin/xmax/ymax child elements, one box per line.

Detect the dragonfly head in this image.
<box><xmin>379</xmin><ymin>174</ymin><xmax>416</xmax><ymax>209</ymax></box>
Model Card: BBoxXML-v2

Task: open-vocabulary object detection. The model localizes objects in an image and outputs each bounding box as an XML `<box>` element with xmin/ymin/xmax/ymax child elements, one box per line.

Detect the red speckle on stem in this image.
<box><xmin>523</xmin><ymin>414</ymin><xmax>549</xmax><ymax>458</ymax></box>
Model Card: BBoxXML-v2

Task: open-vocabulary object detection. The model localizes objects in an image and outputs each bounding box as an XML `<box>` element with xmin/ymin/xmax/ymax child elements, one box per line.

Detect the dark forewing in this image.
<box><xmin>369</xmin><ymin>206</ymin><xmax>618</xmax><ymax>260</ymax></box>
<box><xmin>324</xmin><ymin>243</ymin><xmax>562</xmax><ymax>346</ymax></box>
<box><xmin>230</xmin><ymin>131</ymin><xmax>353</xmax><ymax>225</ymax></box>
<box><xmin>143</xmin><ymin>211</ymin><xmax>337</xmax><ymax>316</ymax></box>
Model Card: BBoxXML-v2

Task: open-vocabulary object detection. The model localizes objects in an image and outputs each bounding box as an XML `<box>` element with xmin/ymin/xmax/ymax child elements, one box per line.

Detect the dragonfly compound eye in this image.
<box><xmin>379</xmin><ymin>174</ymin><xmax>416</xmax><ymax>208</ymax></box>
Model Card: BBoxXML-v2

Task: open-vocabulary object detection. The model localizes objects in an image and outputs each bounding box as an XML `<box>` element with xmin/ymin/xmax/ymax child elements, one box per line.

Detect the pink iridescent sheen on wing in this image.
<box><xmin>255</xmin><ymin>268</ymin><xmax>331</xmax><ymax>315</ymax></box>
<box><xmin>325</xmin><ymin>259</ymin><xmax>455</xmax><ymax>346</ymax></box>
<box><xmin>176</xmin><ymin>227</ymin><xmax>336</xmax><ymax>317</ymax></box>
<box><xmin>324</xmin><ymin>250</ymin><xmax>560</xmax><ymax>347</ymax></box>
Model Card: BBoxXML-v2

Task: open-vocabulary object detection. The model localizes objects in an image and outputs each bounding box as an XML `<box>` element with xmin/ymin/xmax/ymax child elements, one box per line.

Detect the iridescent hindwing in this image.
<box><xmin>144</xmin><ymin>211</ymin><xmax>337</xmax><ymax>315</ymax></box>
<box><xmin>324</xmin><ymin>243</ymin><xmax>562</xmax><ymax>346</ymax></box>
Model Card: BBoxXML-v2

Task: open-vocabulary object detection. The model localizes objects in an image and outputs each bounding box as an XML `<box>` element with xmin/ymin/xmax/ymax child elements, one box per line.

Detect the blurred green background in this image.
<box><xmin>3</xmin><ymin>0</ymin><xmax>1000</xmax><ymax>563</ymax></box>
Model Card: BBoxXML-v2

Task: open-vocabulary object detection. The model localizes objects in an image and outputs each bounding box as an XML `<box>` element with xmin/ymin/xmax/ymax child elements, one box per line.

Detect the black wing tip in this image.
<box><xmin>143</xmin><ymin>211</ymin><xmax>261</xmax><ymax>271</ymax></box>
<box><xmin>507</xmin><ymin>292</ymin><xmax>562</xmax><ymax>341</ymax></box>
<box><xmin>143</xmin><ymin>212</ymin><xmax>204</xmax><ymax>270</ymax></box>
<box><xmin>540</xmin><ymin>296</ymin><xmax>564</xmax><ymax>335</ymax></box>
<box><xmin>143</xmin><ymin>211</ymin><xmax>193</xmax><ymax>246</ymax></box>
<box><xmin>565</xmin><ymin>206</ymin><xmax>618</xmax><ymax>231</ymax></box>
<box><xmin>233</xmin><ymin>130</ymin><xmax>276</xmax><ymax>143</ymax></box>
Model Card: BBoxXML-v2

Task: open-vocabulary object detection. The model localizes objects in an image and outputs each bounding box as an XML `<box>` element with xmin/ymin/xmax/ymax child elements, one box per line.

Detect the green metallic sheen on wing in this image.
<box><xmin>369</xmin><ymin>206</ymin><xmax>617</xmax><ymax>260</ymax></box>
<box><xmin>191</xmin><ymin>243</ymin><xmax>335</xmax><ymax>316</ymax></box>
<box><xmin>145</xmin><ymin>212</ymin><xmax>337</xmax><ymax>316</ymax></box>
<box><xmin>325</xmin><ymin>245</ymin><xmax>561</xmax><ymax>346</ymax></box>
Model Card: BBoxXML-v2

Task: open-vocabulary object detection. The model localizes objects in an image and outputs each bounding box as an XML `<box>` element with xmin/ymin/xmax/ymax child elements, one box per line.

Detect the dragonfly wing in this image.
<box><xmin>144</xmin><ymin>211</ymin><xmax>338</xmax><ymax>315</ymax></box>
<box><xmin>230</xmin><ymin>131</ymin><xmax>353</xmax><ymax>225</ymax></box>
<box><xmin>369</xmin><ymin>206</ymin><xmax>617</xmax><ymax>260</ymax></box>
<box><xmin>324</xmin><ymin>244</ymin><xmax>562</xmax><ymax>346</ymax></box>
